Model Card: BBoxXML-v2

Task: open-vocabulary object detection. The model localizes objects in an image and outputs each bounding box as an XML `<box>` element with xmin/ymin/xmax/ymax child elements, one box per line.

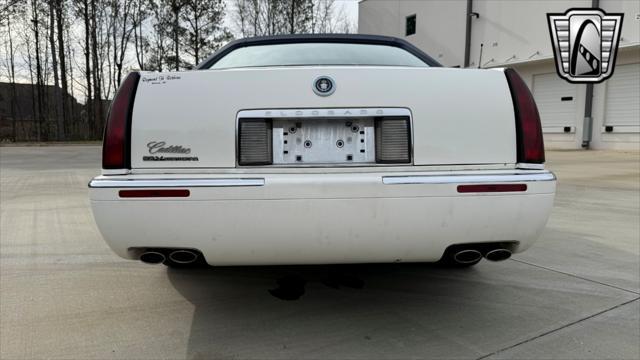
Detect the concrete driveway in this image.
<box><xmin>1</xmin><ymin>146</ymin><xmax>638</xmax><ymax>359</ymax></box>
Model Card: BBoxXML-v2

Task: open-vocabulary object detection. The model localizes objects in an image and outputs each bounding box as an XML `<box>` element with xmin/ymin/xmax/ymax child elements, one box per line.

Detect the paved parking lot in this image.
<box><xmin>1</xmin><ymin>145</ymin><xmax>638</xmax><ymax>359</ymax></box>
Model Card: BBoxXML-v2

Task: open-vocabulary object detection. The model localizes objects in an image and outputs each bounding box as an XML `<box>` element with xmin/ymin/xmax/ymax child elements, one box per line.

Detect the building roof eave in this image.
<box><xmin>478</xmin><ymin>43</ymin><xmax>639</xmax><ymax>69</ymax></box>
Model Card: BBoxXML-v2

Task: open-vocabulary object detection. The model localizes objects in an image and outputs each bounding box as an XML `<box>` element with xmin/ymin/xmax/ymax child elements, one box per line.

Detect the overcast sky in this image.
<box><xmin>223</xmin><ymin>0</ymin><xmax>359</xmax><ymax>33</ymax></box>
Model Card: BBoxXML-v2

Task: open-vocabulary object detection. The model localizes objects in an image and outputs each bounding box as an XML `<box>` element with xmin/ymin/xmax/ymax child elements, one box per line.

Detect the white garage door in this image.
<box><xmin>604</xmin><ymin>63</ymin><xmax>640</xmax><ymax>128</ymax></box>
<box><xmin>532</xmin><ymin>72</ymin><xmax>578</xmax><ymax>131</ymax></box>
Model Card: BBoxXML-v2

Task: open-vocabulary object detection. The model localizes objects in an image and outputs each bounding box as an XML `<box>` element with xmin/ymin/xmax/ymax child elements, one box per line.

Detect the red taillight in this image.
<box><xmin>103</xmin><ymin>72</ymin><xmax>140</xmax><ymax>169</ymax></box>
<box><xmin>504</xmin><ymin>68</ymin><xmax>545</xmax><ymax>164</ymax></box>
<box><xmin>457</xmin><ymin>184</ymin><xmax>527</xmax><ymax>193</ymax></box>
<box><xmin>119</xmin><ymin>189</ymin><xmax>190</xmax><ymax>198</ymax></box>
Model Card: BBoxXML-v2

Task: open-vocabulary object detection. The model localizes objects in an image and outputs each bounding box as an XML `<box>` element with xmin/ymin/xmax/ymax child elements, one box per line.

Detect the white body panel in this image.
<box><xmin>90</xmin><ymin>170</ymin><xmax>555</xmax><ymax>265</ymax></box>
<box><xmin>91</xmin><ymin>64</ymin><xmax>556</xmax><ymax>265</ymax></box>
<box><xmin>130</xmin><ymin>67</ymin><xmax>516</xmax><ymax>168</ymax></box>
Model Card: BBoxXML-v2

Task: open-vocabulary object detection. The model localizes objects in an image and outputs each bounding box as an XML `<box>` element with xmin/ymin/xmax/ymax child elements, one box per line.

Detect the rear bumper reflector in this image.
<box><xmin>119</xmin><ymin>189</ymin><xmax>190</xmax><ymax>198</ymax></box>
<box><xmin>457</xmin><ymin>184</ymin><xmax>527</xmax><ymax>193</ymax></box>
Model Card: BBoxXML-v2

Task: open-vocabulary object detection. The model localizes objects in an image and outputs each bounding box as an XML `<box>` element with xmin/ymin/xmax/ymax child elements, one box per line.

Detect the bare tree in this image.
<box><xmin>234</xmin><ymin>0</ymin><xmax>247</xmax><ymax>37</ymax></box>
<box><xmin>20</xmin><ymin>22</ymin><xmax>38</xmax><ymax>140</ymax></box>
<box><xmin>159</xmin><ymin>0</ymin><xmax>187</xmax><ymax>71</ymax></box>
<box><xmin>147</xmin><ymin>0</ymin><xmax>169</xmax><ymax>71</ymax></box>
<box><xmin>287</xmin><ymin>0</ymin><xmax>313</xmax><ymax>34</ymax></box>
<box><xmin>181</xmin><ymin>0</ymin><xmax>231</xmax><ymax>65</ymax></box>
<box><xmin>132</xmin><ymin>0</ymin><xmax>152</xmax><ymax>70</ymax></box>
<box><xmin>30</xmin><ymin>0</ymin><xmax>46</xmax><ymax>140</ymax></box>
<box><xmin>146</xmin><ymin>0</ymin><xmax>181</xmax><ymax>71</ymax></box>
<box><xmin>0</xmin><ymin>0</ymin><xmax>23</xmax><ymax>26</ymax></box>
<box><xmin>310</xmin><ymin>0</ymin><xmax>332</xmax><ymax>34</ymax></box>
<box><xmin>71</xmin><ymin>0</ymin><xmax>94</xmax><ymax>135</ymax></box>
<box><xmin>107</xmin><ymin>0</ymin><xmax>136</xmax><ymax>86</ymax></box>
<box><xmin>48</xmin><ymin>0</ymin><xmax>64</xmax><ymax>140</ymax></box>
<box><xmin>233</xmin><ymin>0</ymin><xmax>348</xmax><ymax>37</ymax></box>
<box><xmin>65</xmin><ymin>23</ymin><xmax>78</xmax><ymax>137</ymax></box>
<box><xmin>90</xmin><ymin>0</ymin><xmax>103</xmax><ymax>132</ymax></box>
<box><xmin>251</xmin><ymin>0</ymin><xmax>261</xmax><ymax>35</ymax></box>
<box><xmin>56</xmin><ymin>0</ymin><xmax>70</xmax><ymax>136</ymax></box>
<box><xmin>172</xmin><ymin>0</ymin><xmax>184</xmax><ymax>70</ymax></box>
<box><xmin>1</xmin><ymin>6</ymin><xmax>18</xmax><ymax>140</ymax></box>
<box><xmin>2</xmin><ymin>0</ymin><xmax>244</xmax><ymax>141</ymax></box>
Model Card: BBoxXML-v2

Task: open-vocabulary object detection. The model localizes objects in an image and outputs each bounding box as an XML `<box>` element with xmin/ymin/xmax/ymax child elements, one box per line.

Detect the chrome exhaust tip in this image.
<box><xmin>485</xmin><ymin>249</ymin><xmax>512</xmax><ymax>262</ymax></box>
<box><xmin>168</xmin><ymin>250</ymin><xmax>198</xmax><ymax>264</ymax></box>
<box><xmin>140</xmin><ymin>251</ymin><xmax>166</xmax><ymax>264</ymax></box>
<box><xmin>453</xmin><ymin>249</ymin><xmax>483</xmax><ymax>264</ymax></box>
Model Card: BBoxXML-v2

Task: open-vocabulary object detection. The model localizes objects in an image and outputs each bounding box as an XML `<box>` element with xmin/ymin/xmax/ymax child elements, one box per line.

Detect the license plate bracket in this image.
<box><xmin>272</xmin><ymin>118</ymin><xmax>375</xmax><ymax>164</ymax></box>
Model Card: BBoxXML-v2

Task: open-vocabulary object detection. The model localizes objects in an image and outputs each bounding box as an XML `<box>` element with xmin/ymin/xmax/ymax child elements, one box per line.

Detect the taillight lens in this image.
<box><xmin>102</xmin><ymin>72</ymin><xmax>140</xmax><ymax>169</ymax></box>
<box><xmin>504</xmin><ymin>68</ymin><xmax>545</xmax><ymax>164</ymax></box>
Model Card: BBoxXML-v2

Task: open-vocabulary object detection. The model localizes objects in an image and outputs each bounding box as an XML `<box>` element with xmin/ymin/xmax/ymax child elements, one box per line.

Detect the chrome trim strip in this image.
<box><xmin>237</xmin><ymin>107</ymin><xmax>411</xmax><ymax>119</ymax></box>
<box><xmin>89</xmin><ymin>178</ymin><xmax>265</xmax><ymax>188</ymax></box>
<box><xmin>382</xmin><ymin>172</ymin><xmax>556</xmax><ymax>185</ymax></box>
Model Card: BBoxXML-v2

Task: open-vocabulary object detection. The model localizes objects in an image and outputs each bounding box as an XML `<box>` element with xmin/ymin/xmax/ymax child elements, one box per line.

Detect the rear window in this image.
<box><xmin>207</xmin><ymin>43</ymin><xmax>430</xmax><ymax>69</ymax></box>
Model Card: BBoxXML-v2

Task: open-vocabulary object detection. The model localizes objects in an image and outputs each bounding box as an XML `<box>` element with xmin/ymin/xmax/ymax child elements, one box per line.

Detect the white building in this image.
<box><xmin>359</xmin><ymin>0</ymin><xmax>640</xmax><ymax>150</ymax></box>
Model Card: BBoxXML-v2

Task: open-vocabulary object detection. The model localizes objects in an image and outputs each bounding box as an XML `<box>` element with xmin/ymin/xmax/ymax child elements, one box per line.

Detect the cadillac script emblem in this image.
<box><xmin>313</xmin><ymin>76</ymin><xmax>335</xmax><ymax>96</ymax></box>
<box><xmin>547</xmin><ymin>8</ymin><xmax>623</xmax><ymax>83</ymax></box>
<box><xmin>143</xmin><ymin>141</ymin><xmax>198</xmax><ymax>161</ymax></box>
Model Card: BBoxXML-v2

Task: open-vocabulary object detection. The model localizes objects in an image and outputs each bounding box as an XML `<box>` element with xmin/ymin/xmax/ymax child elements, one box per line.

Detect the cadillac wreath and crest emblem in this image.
<box><xmin>313</xmin><ymin>76</ymin><xmax>335</xmax><ymax>96</ymax></box>
<box><xmin>547</xmin><ymin>8</ymin><xmax>623</xmax><ymax>83</ymax></box>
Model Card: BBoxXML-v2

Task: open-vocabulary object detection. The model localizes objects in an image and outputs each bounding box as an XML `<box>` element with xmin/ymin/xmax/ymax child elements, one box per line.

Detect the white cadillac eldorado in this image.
<box><xmin>89</xmin><ymin>34</ymin><xmax>556</xmax><ymax>268</ymax></box>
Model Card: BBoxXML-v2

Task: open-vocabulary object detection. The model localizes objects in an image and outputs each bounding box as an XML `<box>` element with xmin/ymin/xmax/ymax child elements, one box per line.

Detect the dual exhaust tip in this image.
<box><xmin>139</xmin><ymin>249</ymin><xmax>199</xmax><ymax>265</ymax></box>
<box><xmin>453</xmin><ymin>248</ymin><xmax>512</xmax><ymax>264</ymax></box>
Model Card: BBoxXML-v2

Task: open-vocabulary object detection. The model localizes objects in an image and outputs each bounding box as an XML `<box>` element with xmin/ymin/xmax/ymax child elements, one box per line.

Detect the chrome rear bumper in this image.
<box><xmin>89</xmin><ymin>170</ymin><xmax>555</xmax><ymax>189</ymax></box>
